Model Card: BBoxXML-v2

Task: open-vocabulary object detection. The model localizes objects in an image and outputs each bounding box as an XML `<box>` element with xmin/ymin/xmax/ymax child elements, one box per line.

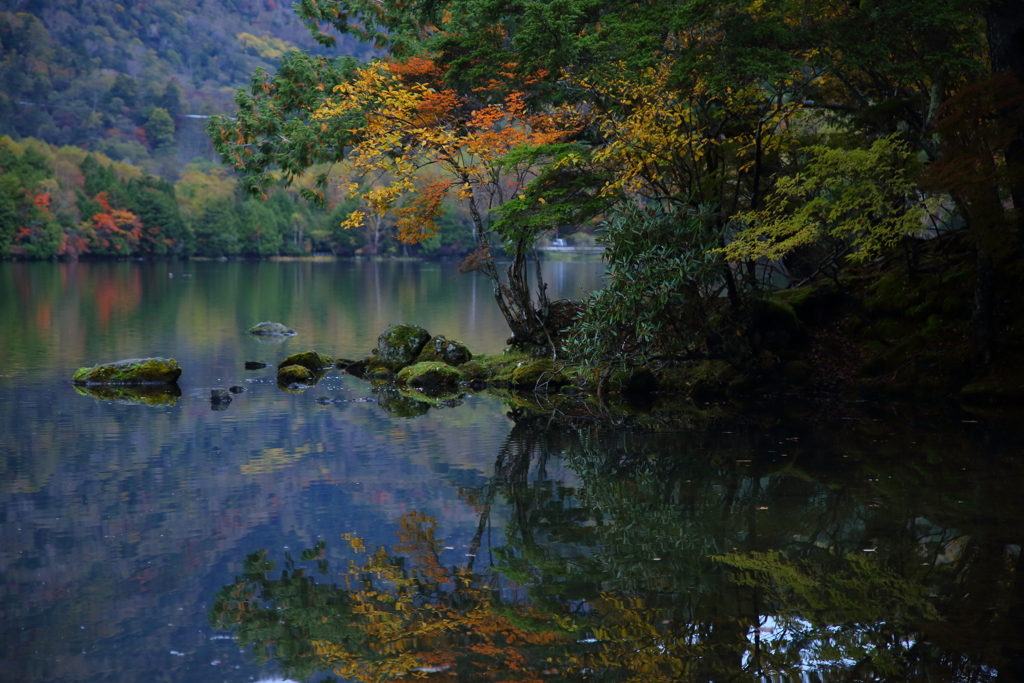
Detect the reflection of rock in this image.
<box><xmin>276</xmin><ymin>367</ymin><xmax>329</xmax><ymax>393</ymax></box>
<box><xmin>72</xmin><ymin>357</ymin><xmax>182</xmax><ymax>384</ymax></box>
<box><xmin>376</xmin><ymin>324</ymin><xmax>431</xmax><ymax>371</ymax></box>
<box><xmin>415</xmin><ymin>335</ymin><xmax>472</xmax><ymax>366</ymax></box>
<box><xmin>247</xmin><ymin>321</ymin><xmax>297</xmax><ymax>337</ymax></box>
<box><xmin>244</xmin><ymin>361</ymin><xmax>270</xmax><ymax>370</ymax></box>
<box><xmin>73</xmin><ymin>383</ymin><xmax>182</xmax><ymax>407</ymax></box>
<box><xmin>374</xmin><ymin>383</ymin><xmax>431</xmax><ymax>418</ymax></box>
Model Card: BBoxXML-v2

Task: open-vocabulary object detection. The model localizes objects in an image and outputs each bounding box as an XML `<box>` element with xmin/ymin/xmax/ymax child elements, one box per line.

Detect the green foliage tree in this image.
<box><xmin>144</xmin><ymin>107</ymin><xmax>175</xmax><ymax>151</ymax></box>
<box><xmin>565</xmin><ymin>203</ymin><xmax>733</xmax><ymax>366</ymax></box>
<box><xmin>192</xmin><ymin>198</ymin><xmax>242</xmax><ymax>256</ymax></box>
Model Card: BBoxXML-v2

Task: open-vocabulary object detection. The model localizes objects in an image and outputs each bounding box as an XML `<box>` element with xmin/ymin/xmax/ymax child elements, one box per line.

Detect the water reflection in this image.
<box><xmin>214</xmin><ymin>412</ymin><xmax>1024</xmax><ymax>682</ymax></box>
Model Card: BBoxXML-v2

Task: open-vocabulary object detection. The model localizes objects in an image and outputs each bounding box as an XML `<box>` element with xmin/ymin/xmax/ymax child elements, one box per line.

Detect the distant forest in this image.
<box><xmin>0</xmin><ymin>0</ymin><xmax>380</xmax><ymax>171</ymax></box>
<box><xmin>0</xmin><ymin>0</ymin><xmax>478</xmax><ymax>259</ymax></box>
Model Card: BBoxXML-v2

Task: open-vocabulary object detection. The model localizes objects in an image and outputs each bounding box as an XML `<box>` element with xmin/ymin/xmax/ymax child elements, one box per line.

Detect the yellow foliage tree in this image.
<box><xmin>721</xmin><ymin>136</ymin><xmax>938</xmax><ymax>272</ymax></box>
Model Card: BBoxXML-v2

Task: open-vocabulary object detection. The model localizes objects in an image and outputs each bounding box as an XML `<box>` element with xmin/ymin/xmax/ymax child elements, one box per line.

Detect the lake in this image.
<box><xmin>1</xmin><ymin>259</ymin><xmax>1023</xmax><ymax>683</ymax></box>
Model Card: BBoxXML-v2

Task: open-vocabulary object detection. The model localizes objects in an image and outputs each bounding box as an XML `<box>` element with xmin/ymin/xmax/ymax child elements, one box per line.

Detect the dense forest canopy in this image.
<box><xmin>208</xmin><ymin>0</ymin><xmax>1024</xmax><ymax>364</ymax></box>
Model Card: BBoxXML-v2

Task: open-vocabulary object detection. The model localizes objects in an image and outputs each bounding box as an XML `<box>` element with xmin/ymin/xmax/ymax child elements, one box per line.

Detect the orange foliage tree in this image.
<box><xmin>314</xmin><ymin>57</ymin><xmax>589</xmax><ymax>351</ymax></box>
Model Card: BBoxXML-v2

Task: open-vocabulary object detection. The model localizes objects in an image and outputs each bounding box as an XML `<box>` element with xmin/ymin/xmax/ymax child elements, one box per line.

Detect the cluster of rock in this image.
<box><xmin>342</xmin><ymin>324</ymin><xmax>474</xmax><ymax>389</ymax></box>
<box><xmin>71</xmin><ymin>321</ymin><xmax>569</xmax><ymax>416</ymax></box>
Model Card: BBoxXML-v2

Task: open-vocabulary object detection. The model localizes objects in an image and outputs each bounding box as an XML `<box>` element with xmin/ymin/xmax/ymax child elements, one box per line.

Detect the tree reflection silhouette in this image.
<box><xmin>212</xmin><ymin>414</ymin><xmax>1024</xmax><ymax>682</ymax></box>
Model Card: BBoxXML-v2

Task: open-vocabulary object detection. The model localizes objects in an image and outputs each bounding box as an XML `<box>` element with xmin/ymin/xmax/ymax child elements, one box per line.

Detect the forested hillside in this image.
<box><xmin>0</xmin><ymin>0</ymin><xmax>378</xmax><ymax>174</ymax></box>
<box><xmin>0</xmin><ymin>1</ymin><xmax>478</xmax><ymax>259</ymax></box>
<box><xmin>0</xmin><ymin>136</ymin><xmax>473</xmax><ymax>259</ymax></box>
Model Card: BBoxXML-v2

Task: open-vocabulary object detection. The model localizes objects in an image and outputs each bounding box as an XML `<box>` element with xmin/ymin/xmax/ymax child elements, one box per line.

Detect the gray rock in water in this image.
<box><xmin>229</xmin><ymin>385</ymin><xmax>246</xmax><ymax>394</ymax></box>
<box><xmin>247</xmin><ymin>321</ymin><xmax>297</xmax><ymax>336</ymax></box>
<box><xmin>375</xmin><ymin>324</ymin><xmax>432</xmax><ymax>371</ymax></box>
<box><xmin>415</xmin><ymin>335</ymin><xmax>473</xmax><ymax>366</ymax></box>
<box><xmin>72</xmin><ymin>358</ymin><xmax>181</xmax><ymax>385</ymax></box>
<box><xmin>211</xmin><ymin>389</ymin><xmax>232</xmax><ymax>404</ymax></box>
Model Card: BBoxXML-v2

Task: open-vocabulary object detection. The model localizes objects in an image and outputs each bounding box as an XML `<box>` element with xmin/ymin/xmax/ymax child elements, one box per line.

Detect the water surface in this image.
<box><xmin>2</xmin><ymin>259</ymin><xmax>1023</xmax><ymax>683</ymax></box>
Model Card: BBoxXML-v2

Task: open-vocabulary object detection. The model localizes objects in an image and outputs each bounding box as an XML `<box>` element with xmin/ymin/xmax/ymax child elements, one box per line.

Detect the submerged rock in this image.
<box><xmin>244</xmin><ymin>361</ymin><xmax>270</xmax><ymax>370</ymax></box>
<box><xmin>278</xmin><ymin>350</ymin><xmax>334</xmax><ymax>373</ymax></box>
<box><xmin>72</xmin><ymin>357</ymin><xmax>182</xmax><ymax>385</ymax></box>
<box><xmin>415</xmin><ymin>335</ymin><xmax>473</xmax><ymax>366</ymax></box>
<box><xmin>247</xmin><ymin>321</ymin><xmax>297</xmax><ymax>337</ymax></box>
<box><xmin>229</xmin><ymin>385</ymin><xmax>246</xmax><ymax>394</ymax></box>
<box><xmin>376</xmin><ymin>324</ymin><xmax>432</xmax><ymax>371</ymax></box>
<box><xmin>73</xmin><ymin>383</ymin><xmax>182</xmax><ymax>406</ymax></box>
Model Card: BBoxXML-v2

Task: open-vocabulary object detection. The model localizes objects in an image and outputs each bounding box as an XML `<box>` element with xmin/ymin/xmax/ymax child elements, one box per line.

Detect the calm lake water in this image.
<box><xmin>2</xmin><ymin>259</ymin><xmax>1023</xmax><ymax>683</ymax></box>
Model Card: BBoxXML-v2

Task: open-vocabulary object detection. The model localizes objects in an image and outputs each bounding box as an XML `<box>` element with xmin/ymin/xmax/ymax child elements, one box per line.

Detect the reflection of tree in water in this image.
<box><xmin>212</xmin><ymin>412</ymin><xmax>1024</xmax><ymax>682</ymax></box>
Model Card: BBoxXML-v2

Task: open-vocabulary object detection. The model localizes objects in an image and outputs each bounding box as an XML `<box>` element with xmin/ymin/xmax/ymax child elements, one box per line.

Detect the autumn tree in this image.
<box><xmin>311</xmin><ymin>56</ymin><xmax>590</xmax><ymax>350</ymax></box>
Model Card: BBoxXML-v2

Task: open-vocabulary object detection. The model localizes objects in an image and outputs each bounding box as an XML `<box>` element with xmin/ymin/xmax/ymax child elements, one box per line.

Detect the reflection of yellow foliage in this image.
<box><xmin>240</xmin><ymin>443</ymin><xmax>324</xmax><ymax>475</ymax></box>
<box><xmin>313</xmin><ymin>511</ymin><xmax>571</xmax><ymax>682</ymax></box>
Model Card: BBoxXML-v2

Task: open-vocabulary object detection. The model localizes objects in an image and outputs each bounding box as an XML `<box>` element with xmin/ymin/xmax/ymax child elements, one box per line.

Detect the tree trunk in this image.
<box><xmin>987</xmin><ymin>0</ymin><xmax>1024</xmax><ymax>245</ymax></box>
<box><xmin>462</xmin><ymin>185</ymin><xmax>556</xmax><ymax>354</ymax></box>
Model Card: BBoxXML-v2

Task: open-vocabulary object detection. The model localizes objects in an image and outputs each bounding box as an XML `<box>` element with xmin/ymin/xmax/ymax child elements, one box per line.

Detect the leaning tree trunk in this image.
<box><xmin>461</xmin><ymin>186</ymin><xmax>558</xmax><ymax>355</ymax></box>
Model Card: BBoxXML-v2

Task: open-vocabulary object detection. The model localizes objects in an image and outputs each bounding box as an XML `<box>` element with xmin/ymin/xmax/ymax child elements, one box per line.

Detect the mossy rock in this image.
<box><xmin>456</xmin><ymin>361</ymin><xmax>488</xmax><ymax>383</ymax></box>
<box><xmin>247</xmin><ymin>321</ymin><xmax>296</xmax><ymax>336</ymax></box>
<box><xmin>278</xmin><ymin>364</ymin><xmax>315</xmax><ymax>383</ymax></box>
<box><xmin>72</xmin><ymin>357</ymin><xmax>182</xmax><ymax>385</ymax></box>
<box><xmin>344</xmin><ymin>357</ymin><xmax>372</xmax><ymax>377</ymax></box>
<box><xmin>397</xmin><ymin>362</ymin><xmax>462</xmax><ymax>389</ymax></box>
<box><xmin>73</xmin><ymin>383</ymin><xmax>181</xmax><ymax>406</ymax></box>
<box><xmin>376</xmin><ymin>324</ymin><xmax>432</xmax><ymax>371</ymax></box>
<box><xmin>366</xmin><ymin>363</ymin><xmax>393</xmax><ymax>379</ymax></box>
<box><xmin>509</xmin><ymin>359</ymin><xmax>570</xmax><ymax>390</ymax></box>
<box><xmin>415</xmin><ymin>335</ymin><xmax>473</xmax><ymax>366</ymax></box>
<box><xmin>750</xmin><ymin>299</ymin><xmax>806</xmax><ymax>351</ymax></box>
<box><xmin>278</xmin><ymin>350</ymin><xmax>334</xmax><ymax>373</ymax></box>
<box><xmin>655</xmin><ymin>360</ymin><xmax>737</xmax><ymax>397</ymax></box>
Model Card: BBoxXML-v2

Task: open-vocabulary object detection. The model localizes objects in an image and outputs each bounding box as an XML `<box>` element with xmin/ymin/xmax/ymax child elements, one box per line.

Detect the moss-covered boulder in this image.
<box><xmin>72</xmin><ymin>357</ymin><xmax>182</xmax><ymax>385</ymax></box>
<box><xmin>397</xmin><ymin>362</ymin><xmax>462</xmax><ymax>389</ymax></box>
<box><xmin>247</xmin><ymin>321</ymin><xmax>296</xmax><ymax>336</ymax></box>
<box><xmin>455</xmin><ymin>361</ymin><xmax>488</xmax><ymax>383</ymax></box>
<box><xmin>509</xmin><ymin>359</ymin><xmax>570</xmax><ymax>391</ymax></box>
<box><xmin>376</xmin><ymin>324</ymin><xmax>432</xmax><ymax>371</ymax></box>
<box><xmin>73</xmin><ymin>384</ymin><xmax>182</xmax><ymax>406</ymax></box>
<box><xmin>415</xmin><ymin>335</ymin><xmax>473</xmax><ymax>366</ymax></box>
<box><xmin>278</xmin><ymin>364</ymin><xmax>315</xmax><ymax>384</ymax></box>
<box><xmin>278</xmin><ymin>350</ymin><xmax>334</xmax><ymax>373</ymax></box>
